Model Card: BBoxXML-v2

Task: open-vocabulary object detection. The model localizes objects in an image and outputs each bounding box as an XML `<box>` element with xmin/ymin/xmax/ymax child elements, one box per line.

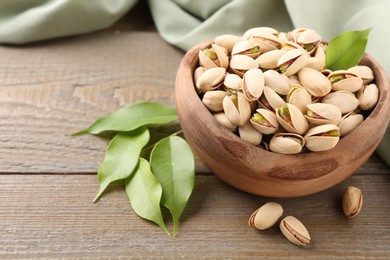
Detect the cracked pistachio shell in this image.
<box><xmin>255</xmin><ymin>49</ymin><xmax>286</xmax><ymax>70</ymax></box>
<box><xmin>295</xmin><ymin>28</ymin><xmax>321</xmax><ymax>54</ymax></box>
<box><xmin>196</xmin><ymin>67</ymin><xmax>226</xmax><ymax>93</ymax></box>
<box><xmin>250</xmin><ymin>108</ymin><xmax>279</xmax><ymax>135</ymax></box>
<box><xmin>194</xmin><ymin>67</ymin><xmax>206</xmax><ymax>93</ymax></box>
<box><xmin>306</xmin><ymin>44</ymin><xmax>326</xmax><ymax>71</ymax></box>
<box><xmin>230</xmin><ymin>55</ymin><xmax>258</xmax><ymax>77</ymax></box>
<box><xmin>214</xmin><ymin>34</ymin><xmax>242</xmax><ymax>53</ymax></box>
<box><xmin>347</xmin><ymin>65</ymin><xmax>374</xmax><ymax>84</ymax></box>
<box><xmin>238</xmin><ymin>121</ymin><xmax>263</xmax><ymax>145</ymax></box>
<box><xmin>278</xmin><ymin>48</ymin><xmax>309</xmax><ymax>76</ymax></box>
<box><xmin>342</xmin><ymin>186</ymin><xmax>363</xmax><ymax>219</ymax></box>
<box><xmin>322</xmin><ymin>91</ymin><xmax>359</xmax><ymax>114</ymax></box>
<box><xmin>213</xmin><ymin>112</ymin><xmax>237</xmax><ymax>132</ymax></box>
<box><xmin>281</xmin><ymin>40</ymin><xmax>302</xmax><ymax>52</ymax></box>
<box><xmin>250</xmin><ymin>32</ymin><xmax>282</xmax><ymax>53</ymax></box>
<box><xmin>232</xmin><ymin>40</ymin><xmax>261</xmax><ymax>58</ymax></box>
<box><xmin>305</xmin><ymin>103</ymin><xmax>342</xmax><ymax>125</ymax></box>
<box><xmin>328</xmin><ymin>70</ymin><xmax>363</xmax><ymax>92</ymax></box>
<box><xmin>276</xmin><ymin>103</ymin><xmax>309</xmax><ymax>135</ymax></box>
<box><xmin>357</xmin><ymin>83</ymin><xmax>379</xmax><ymax>110</ymax></box>
<box><xmin>258</xmin><ymin>86</ymin><xmax>286</xmax><ymax>112</ymax></box>
<box><xmin>286</xmin><ymin>84</ymin><xmax>312</xmax><ymax>113</ymax></box>
<box><xmin>202</xmin><ymin>90</ymin><xmax>229</xmax><ymax>112</ymax></box>
<box><xmin>199</xmin><ymin>44</ymin><xmax>229</xmax><ymax>69</ymax></box>
<box><xmin>243</xmin><ymin>68</ymin><xmax>264</xmax><ymax>101</ymax></box>
<box><xmin>298</xmin><ymin>67</ymin><xmax>331</xmax><ymax>97</ymax></box>
<box><xmin>270</xmin><ymin>133</ymin><xmax>305</xmax><ymax>154</ymax></box>
<box><xmin>248</xmin><ymin>202</ymin><xmax>283</xmax><ymax>230</ymax></box>
<box><xmin>304</xmin><ymin>124</ymin><xmax>340</xmax><ymax>152</ymax></box>
<box><xmin>338</xmin><ymin>112</ymin><xmax>364</xmax><ymax>137</ymax></box>
<box><xmin>223</xmin><ymin>73</ymin><xmax>243</xmax><ymax>94</ymax></box>
<box><xmin>244</xmin><ymin>27</ymin><xmax>279</xmax><ymax>40</ymax></box>
<box><xmin>263</xmin><ymin>69</ymin><xmax>290</xmax><ymax>95</ymax></box>
<box><xmin>280</xmin><ymin>216</ymin><xmax>311</xmax><ymax>246</ymax></box>
<box><xmin>223</xmin><ymin>92</ymin><xmax>251</xmax><ymax>126</ymax></box>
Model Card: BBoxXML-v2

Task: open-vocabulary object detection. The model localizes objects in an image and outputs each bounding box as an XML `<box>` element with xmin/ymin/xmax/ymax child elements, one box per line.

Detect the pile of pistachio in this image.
<box><xmin>194</xmin><ymin>27</ymin><xmax>379</xmax><ymax>154</ymax></box>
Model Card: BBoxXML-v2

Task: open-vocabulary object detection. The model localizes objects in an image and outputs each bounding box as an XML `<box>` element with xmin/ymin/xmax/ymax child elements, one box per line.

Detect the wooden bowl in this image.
<box><xmin>175</xmin><ymin>39</ymin><xmax>390</xmax><ymax>198</ymax></box>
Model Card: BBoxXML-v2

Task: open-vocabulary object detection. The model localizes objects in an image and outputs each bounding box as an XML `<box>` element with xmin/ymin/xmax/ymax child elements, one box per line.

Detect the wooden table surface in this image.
<box><xmin>1</xmin><ymin>3</ymin><xmax>389</xmax><ymax>259</ymax></box>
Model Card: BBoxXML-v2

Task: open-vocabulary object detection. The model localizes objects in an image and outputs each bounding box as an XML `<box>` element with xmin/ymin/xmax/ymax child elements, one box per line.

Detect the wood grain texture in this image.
<box><xmin>0</xmin><ymin>174</ymin><xmax>389</xmax><ymax>258</ymax></box>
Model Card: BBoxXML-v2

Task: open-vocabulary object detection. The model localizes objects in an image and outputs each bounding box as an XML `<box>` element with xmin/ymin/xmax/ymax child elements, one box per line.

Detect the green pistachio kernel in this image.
<box><xmin>329</xmin><ymin>75</ymin><xmax>345</xmax><ymax>84</ymax></box>
<box><xmin>323</xmin><ymin>129</ymin><xmax>340</xmax><ymax>137</ymax></box>
<box><xmin>279</xmin><ymin>105</ymin><xmax>290</xmax><ymax>118</ymax></box>
<box><xmin>252</xmin><ymin>113</ymin><xmax>270</xmax><ymax>126</ymax></box>
<box><xmin>230</xmin><ymin>95</ymin><xmax>239</xmax><ymax>110</ymax></box>
<box><xmin>250</xmin><ymin>46</ymin><xmax>260</xmax><ymax>54</ymax></box>
<box><xmin>203</xmin><ymin>49</ymin><xmax>217</xmax><ymax>60</ymax></box>
<box><xmin>302</xmin><ymin>43</ymin><xmax>316</xmax><ymax>52</ymax></box>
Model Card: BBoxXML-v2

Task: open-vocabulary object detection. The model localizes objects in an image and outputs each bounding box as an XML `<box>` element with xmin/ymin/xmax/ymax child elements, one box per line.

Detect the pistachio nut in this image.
<box><xmin>198</xmin><ymin>44</ymin><xmax>229</xmax><ymax>69</ymax></box>
<box><xmin>298</xmin><ymin>67</ymin><xmax>331</xmax><ymax>97</ymax></box>
<box><xmin>322</xmin><ymin>91</ymin><xmax>360</xmax><ymax>114</ymax></box>
<box><xmin>194</xmin><ymin>66</ymin><xmax>206</xmax><ymax>93</ymax></box>
<box><xmin>214</xmin><ymin>34</ymin><xmax>242</xmax><ymax>53</ymax></box>
<box><xmin>230</xmin><ymin>54</ymin><xmax>258</xmax><ymax>77</ymax></box>
<box><xmin>338</xmin><ymin>112</ymin><xmax>364</xmax><ymax>137</ymax></box>
<box><xmin>244</xmin><ymin>27</ymin><xmax>279</xmax><ymax>40</ymax></box>
<box><xmin>238</xmin><ymin>121</ymin><xmax>263</xmax><ymax>145</ymax></box>
<box><xmin>255</xmin><ymin>49</ymin><xmax>286</xmax><ymax>70</ymax></box>
<box><xmin>278</xmin><ymin>48</ymin><xmax>309</xmax><ymax>76</ymax></box>
<box><xmin>306</xmin><ymin>44</ymin><xmax>326</xmax><ymax>71</ymax></box>
<box><xmin>258</xmin><ymin>86</ymin><xmax>286</xmax><ymax>112</ymax></box>
<box><xmin>305</xmin><ymin>103</ymin><xmax>342</xmax><ymax>125</ymax></box>
<box><xmin>213</xmin><ymin>112</ymin><xmax>237</xmax><ymax>132</ymax></box>
<box><xmin>269</xmin><ymin>133</ymin><xmax>305</xmax><ymax>154</ymax></box>
<box><xmin>223</xmin><ymin>73</ymin><xmax>243</xmax><ymax>95</ymax></box>
<box><xmin>202</xmin><ymin>90</ymin><xmax>229</xmax><ymax>112</ymax></box>
<box><xmin>243</xmin><ymin>68</ymin><xmax>265</xmax><ymax>101</ymax></box>
<box><xmin>276</xmin><ymin>103</ymin><xmax>309</xmax><ymax>135</ymax></box>
<box><xmin>250</xmin><ymin>31</ymin><xmax>282</xmax><ymax>53</ymax></box>
<box><xmin>280</xmin><ymin>74</ymin><xmax>301</xmax><ymax>87</ymax></box>
<box><xmin>196</xmin><ymin>67</ymin><xmax>226</xmax><ymax>93</ymax></box>
<box><xmin>250</xmin><ymin>108</ymin><xmax>279</xmax><ymax>135</ymax></box>
<box><xmin>328</xmin><ymin>70</ymin><xmax>363</xmax><ymax>92</ymax></box>
<box><xmin>304</xmin><ymin>124</ymin><xmax>340</xmax><ymax>152</ymax></box>
<box><xmin>223</xmin><ymin>92</ymin><xmax>252</xmax><ymax>126</ymax></box>
<box><xmin>263</xmin><ymin>69</ymin><xmax>290</xmax><ymax>95</ymax></box>
<box><xmin>280</xmin><ymin>216</ymin><xmax>311</xmax><ymax>246</ymax></box>
<box><xmin>294</xmin><ymin>28</ymin><xmax>321</xmax><ymax>54</ymax></box>
<box><xmin>356</xmin><ymin>83</ymin><xmax>379</xmax><ymax>110</ymax></box>
<box><xmin>342</xmin><ymin>186</ymin><xmax>363</xmax><ymax>219</ymax></box>
<box><xmin>347</xmin><ymin>65</ymin><xmax>374</xmax><ymax>84</ymax></box>
<box><xmin>248</xmin><ymin>202</ymin><xmax>283</xmax><ymax>230</ymax></box>
<box><xmin>232</xmin><ymin>40</ymin><xmax>261</xmax><ymax>58</ymax></box>
<box><xmin>278</xmin><ymin>31</ymin><xmax>294</xmax><ymax>44</ymax></box>
<box><xmin>286</xmin><ymin>84</ymin><xmax>312</xmax><ymax>113</ymax></box>
<box><xmin>281</xmin><ymin>40</ymin><xmax>302</xmax><ymax>52</ymax></box>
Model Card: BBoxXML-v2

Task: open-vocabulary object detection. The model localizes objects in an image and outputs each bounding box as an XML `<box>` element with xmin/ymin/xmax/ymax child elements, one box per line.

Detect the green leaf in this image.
<box><xmin>150</xmin><ymin>136</ymin><xmax>195</xmax><ymax>236</ymax></box>
<box><xmin>325</xmin><ymin>28</ymin><xmax>372</xmax><ymax>70</ymax></box>
<box><xmin>125</xmin><ymin>158</ymin><xmax>170</xmax><ymax>235</ymax></box>
<box><xmin>93</xmin><ymin>127</ymin><xmax>150</xmax><ymax>202</ymax></box>
<box><xmin>72</xmin><ymin>102</ymin><xmax>177</xmax><ymax>136</ymax></box>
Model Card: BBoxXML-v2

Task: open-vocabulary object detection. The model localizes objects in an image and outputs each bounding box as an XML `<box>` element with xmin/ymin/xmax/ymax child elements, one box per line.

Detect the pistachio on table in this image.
<box><xmin>342</xmin><ymin>186</ymin><xmax>363</xmax><ymax>219</ymax></box>
<box><xmin>280</xmin><ymin>216</ymin><xmax>311</xmax><ymax>246</ymax></box>
<box><xmin>248</xmin><ymin>202</ymin><xmax>283</xmax><ymax>230</ymax></box>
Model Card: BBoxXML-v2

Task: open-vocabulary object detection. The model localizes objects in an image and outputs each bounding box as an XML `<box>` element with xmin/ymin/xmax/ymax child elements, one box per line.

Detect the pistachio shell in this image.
<box><xmin>356</xmin><ymin>83</ymin><xmax>379</xmax><ymax>110</ymax></box>
<box><xmin>295</xmin><ymin>28</ymin><xmax>321</xmax><ymax>53</ymax></box>
<box><xmin>238</xmin><ymin>121</ymin><xmax>263</xmax><ymax>145</ymax></box>
<box><xmin>276</xmin><ymin>103</ymin><xmax>309</xmax><ymax>135</ymax></box>
<box><xmin>281</xmin><ymin>40</ymin><xmax>302</xmax><ymax>51</ymax></box>
<box><xmin>322</xmin><ymin>91</ymin><xmax>359</xmax><ymax>114</ymax></box>
<box><xmin>347</xmin><ymin>65</ymin><xmax>374</xmax><ymax>84</ymax></box>
<box><xmin>223</xmin><ymin>92</ymin><xmax>251</xmax><ymax>126</ymax></box>
<box><xmin>298</xmin><ymin>67</ymin><xmax>331</xmax><ymax>97</ymax></box>
<box><xmin>212</xmin><ymin>43</ymin><xmax>229</xmax><ymax>68</ymax></box>
<box><xmin>255</xmin><ymin>49</ymin><xmax>286</xmax><ymax>70</ymax></box>
<box><xmin>278</xmin><ymin>48</ymin><xmax>309</xmax><ymax>76</ymax></box>
<box><xmin>248</xmin><ymin>202</ymin><xmax>283</xmax><ymax>230</ymax></box>
<box><xmin>223</xmin><ymin>73</ymin><xmax>243</xmax><ymax>94</ymax></box>
<box><xmin>194</xmin><ymin>66</ymin><xmax>206</xmax><ymax>93</ymax></box>
<box><xmin>328</xmin><ymin>70</ymin><xmax>363</xmax><ymax>92</ymax></box>
<box><xmin>281</xmin><ymin>74</ymin><xmax>301</xmax><ymax>87</ymax></box>
<box><xmin>338</xmin><ymin>112</ymin><xmax>364</xmax><ymax>137</ymax></box>
<box><xmin>230</xmin><ymin>55</ymin><xmax>258</xmax><ymax>77</ymax></box>
<box><xmin>304</xmin><ymin>124</ymin><xmax>340</xmax><ymax>152</ymax></box>
<box><xmin>305</xmin><ymin>103</ymin><xmax>342</xmax><ymax>125</ymax></box>
<box><xmin>263</xmin><ymin>70</ymin><xmax>290</xmax><ymax>95</ymax></box>
<box><xmin>232</xmin><ymin>40</ymin><xmax>261</xmax><ymax>58</ymax></box>
<box><xmin>342</xmin><ymin>186</ymin><xmax>363</xmax><ymax>219</ymax></box>
<box><xmin>269</xmin><ymin>133</ymin><xmax>305</xmax><ymax>154</ymax></box>
<box><xmin>244</xmin><ymin>27</ymin><xmax>279</xmax><ymax>40</ymax></box>
<box><xmin>196</xmin><ymin>67</ymin><xmax>226</xmax><ymax>93</ymax></box>
<box><xmin>202</xmin><ymin>90</ymin><xmax>229</xmax><ymax>112</ymax></box>
<box><xmin>243</xmin><ymin>68</ymin><xmax>264</xmax><ymax>101</ymax></box>
<box><xmin>258</xmin><ymin>86</ymin><xmax>286</xmax><ymax>112</ymax></box>
<box><xmin>214</xmin><ymin>34</ymin><xmax>242</xmax><ymax>53</ymax></box>
<box><xmin>278</xmin><ymin>32</ymin><xmax>294</xmax><ymax>44</ymax></box>
<box><xmin>280</xmin><ymin>216</ymin><xmax>311</xmax><ymax>246</ymax></box>
<box><xmin>250</xmin><ymin>108</ymin><xmax>279</xmax><ymax>135</ymax></box>
<box><xmin>199</xmin><ymin>49</ymin><xmax>218</xmax><ymax>69</ymax></box>
<box><xmin>286</xmin><ymin>84</ymin><xmax>312</xmax><ymax>113</ymax></box>
<box><xmin>250</xmin><ymin>32</ymin><xmax>282</xmax><ymax>53</ymax></box>
<box><xmin>213</xmin><ymin>112</ymin><xmax>237</xmax><ymax>132</ymax></box>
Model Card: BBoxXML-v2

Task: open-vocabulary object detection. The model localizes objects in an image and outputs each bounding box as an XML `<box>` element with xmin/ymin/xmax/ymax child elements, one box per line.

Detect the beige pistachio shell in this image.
<box><xmin>213</xmin><ymin>112</ymin><xmax>237</xmax><ymax>132</ymax></box>
<box><xmin>357</xmin><ymin>83</ymin><xmax>379</xmax><ymax>110</ymax></box>
<box><xmin>281</xmin><ymin>40</ymin><xmax>302</xmax><ymax>51</ymax></box>
<box><xmin>230</xmin><ymin>54</ymin><xmax>258</xmax><ymax>77</ymax></box>
<box><xmin>255</xmin><ymin>49</ymin><xmax>286</xmax><ymax>70</ymax></box>
<box><xmin>278</xmin><ymin>32</ymin><xmax>294</xmax><ymax>44</ymax></box>
<box><xmin>342</xmin><ymin>186</ymin><xmax>363</xmax><ymax>219</ymax></box>
<box><xmin>347</xmin><ymin>65</ymin><xmax>374</xmax><ymax>84</ymax></box>
<box><xmin>276</xmin><ymin>103</ymin><xmax>309</xmax><ymax>135</ymax></box>
<box><xmin>212</xmin><ymin>43</ymin><xmax>229</xmax><ymax>68</ymax></box>
<box><xmin>286</xmin><ymin>84</ymin><xmax>312</xmax><ymax>113</ymax></box>
<box><xmin>295</xmin><ymin>28</ymin><xmax>321</xmax><ymax>53</ymax></box>
<box><xmin>232</xmin><ymin>40</ymin><xmax>261</xmax><ymax>58</ymax></box>
<box><xmin>202</xmin><ymin>90</ymin><xmax>229</xmax><ymax>112</ymax></box>
<box><xmin>248</xmin><ymin>202</ymin><xmax>283</xmax><ymax>230</ymax></box>
<box><xmin>338</xmin><ymin>112</ymin><xmax>364</xmax><ymax>137</ymax></box>
<box><xmin>322</xmin><ymin>91</ymin><xmax>360</xmax><ymax>114</ymax></box>
<box><xmin>306</xmin><ymin>44</ymin><xmax>326</xmax><ymax>71</ymax></box>
<box><xmin>199</xmin><ymin>49</ymin><xmax>218</xmax><ymax>69</ymax></box>
<box><xmin>244</xmin><ymin>27</ymin><xmax>279</xmax><ymax>40</ymax></box>
<box><xmin>250</xmin><ymin>108</ymin><xmax>279</xmax><ymax>135</ymax></box>
<box><xmin>280</xmin><ymin>216</ymin><xmax>311</xmax><ymax>246</ymax></box>
<box><xmin>305</xmin><ymin>103</ymin><xmax>342</xmax><ymax>125</ymax></box>
<box><xmin>304</xmin><ymin>124</ymin><xmax>340</xmax><ymax>152</ymax></box>
<box><xmin>263</xmin><ymin>69</ymin><xmax>290</xmax><ymax>95</ymax></box>
<box><xmin>223</xmin><ymin>73</ymin><xmax>242</xmax><ymax>94</ymax></box>
<box><xmin>281</xmin><ymin>74</ymin><xmax>300</xmax><ymax>87</ymax></box>
<box><xmin>214</xmin><ymin>34</ymin><xmax>242</xmax><ymax>53</ymax></box>
<box><xmin>196</xmin><ymin>67</ymin><xmax>226</xmax><ymax>93</ymax></box>
<box><xmin>269</xmin><ymin>133</ymin><xmax>305</xmax><ymax>154</ymax></box>
<box><xmin>278</xmin><ymin>48</ymin><xmax>309</xmax><ymax>76</ymax></box>
<box><xmin>258</xmin><ymin>86</ymin><xmax>286</xmax><ymax>112</ymax></box>
<box><xmin>238</xmin><ymin>121</ymin><xmax>263</xmax><ymax>145</ymax></box>
<box><xmin>298</xmin><ymin>67</ymin><xmax>331</xmax><ymax>97</ymax></box>
<box><xmin>243</xmin><ymin>68</ymin><xmax>264</xmax><ymax>101</ymax></box>
<box><xmin>250</xmin><ymin>32</ymin><xmax>282</xmax><ymax>53</ymax></box>
<box><xmin>194</xmin><ymin>66</ymin><xmax>206</xmax><ymax>93</ymax></box>
<box><xmin>328</xmin><ymin>70</ymin><xmax>363</xmax><ymax>92</ymax></box>
<box><xmin>223</xmin><ymin>92</ymin><xmax>252</xmax><ymax>126</ymax></box>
